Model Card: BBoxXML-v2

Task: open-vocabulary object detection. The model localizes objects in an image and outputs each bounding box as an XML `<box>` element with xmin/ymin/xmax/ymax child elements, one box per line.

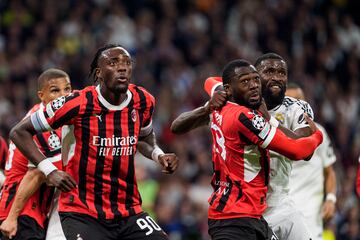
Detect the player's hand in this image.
<box><xmin>322</xmin><ymin>200</ymin><xmax>336</xmax><ymax>221</ymax></box>
<box><xmin>209</xmin><ymin>91</ymin><xmax>227</xmax><ymax>111</ymax></box>
<box><xmin>158</xmin><ymin>153</ymin><xmax>179</xmax><ymax>174</ymax></box>
<box><xmin>0</xmin><ymin>217</ymin><xmax>18</xmax><ymax>239</ymax></box>
<box><xmin>304</xmin><ymin>114</ymin><xmax>318</xmax><ymax>133</ymax></box>
<box><xmin>258</xmin><ymin>98</ymin><xmax>270</xmax><ymax>120</ymax></box>
<box><xmin>47</xmin><ymin>170</ymin><xmax>77</xmax><ymax>192</ymax></box>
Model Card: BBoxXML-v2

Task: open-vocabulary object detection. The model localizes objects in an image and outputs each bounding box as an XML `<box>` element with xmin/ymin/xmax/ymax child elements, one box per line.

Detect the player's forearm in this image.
<box><xmin>268</xmin><ymin>129</ymin><xmax>323</xmax><ymax>160</ymax></box>
<box><xmin>6</xmin><ymin>169</ymin><xmax>45</xmax><ymax>220</ymax></box>
<box><xmin>10</xmin><ymin>119</ymin><xmax>46</xmax><ymax>166</ymax></box>
<box><xmin>324</xmin><ymin>166</ymin><xmax>336</xmax><ymax>196</ymax></box>
<box><xmin>138</xmin><ymin>131</ymin><xmax>163</xmax><ymax>161</ymax></box>
<box><xmin>171</xmin><ymin>104</ymin><xmax>210</xmax><ymax>134</ymax></box>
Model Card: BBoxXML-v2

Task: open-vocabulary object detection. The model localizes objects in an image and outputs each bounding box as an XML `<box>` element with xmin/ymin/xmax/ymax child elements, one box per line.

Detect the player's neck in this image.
<box><xmin>99</xmin><ymin>86</ymin><xmax>128</xmax><ymax>106</ymax></box>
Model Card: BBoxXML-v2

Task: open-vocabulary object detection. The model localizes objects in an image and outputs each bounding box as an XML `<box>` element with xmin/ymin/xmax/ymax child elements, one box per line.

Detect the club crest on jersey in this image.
<box><xmin>275</xmin><ymin>113</ymin><xmax>284</xmax><ymax>124</ymax></box>
<box><xmin>48</xmin><ymin>133</ymin><xmax>61</xmax><ymax>149</ymax></box>
<box><xmin>252</xmin><ymin>115</ymin><xmax>266</xmax><ymax>130</ymax></box>
<box><xmin>131</xmin><ymin>109</ymin><xmax>137</xmax><ymax>122</ymax></box>
<box><xmin>51</xmin><ymin>96</ymin><xmax>66</xmax><ymax>110</ymax></box>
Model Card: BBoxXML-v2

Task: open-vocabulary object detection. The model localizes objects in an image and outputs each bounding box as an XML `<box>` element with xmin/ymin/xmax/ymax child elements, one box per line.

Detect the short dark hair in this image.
<box><xmin>254</xmin><ymin>53</ymin><xmax>284</xmax><ymax>68</ymax></box>
<box><xmin>89</xmin><ymin>43</ymin><xmax>125</xmax><ymax>84</ymax></box>
<box><xmin>222</xmin><ymin>59</ymin><xmax>252</xmax><ymax>85</ymax></box>
<box><xmin>38</xmin><ymin>68</ymin><xmax>69</xmax><ymax>90</ymax></box>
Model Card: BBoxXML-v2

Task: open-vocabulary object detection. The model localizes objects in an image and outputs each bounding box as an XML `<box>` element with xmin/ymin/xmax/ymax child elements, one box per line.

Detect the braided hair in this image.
<box><xmin>89</xmin><ymin>43</ymin><xmax>124</xmax><ymax>84</ymax></box>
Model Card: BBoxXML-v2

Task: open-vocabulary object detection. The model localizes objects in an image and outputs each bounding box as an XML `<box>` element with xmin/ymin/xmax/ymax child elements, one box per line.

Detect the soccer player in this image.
<box><xmin>172</xmin><ymin>59</ymin><xmax>323</xmax><ymax>239</ymax></box>
<box><xmin>0</xmin><ymin>136</ymin><xmax>8</xmax><ymax>188</ymax></box>
<box><xmin>9</xmin><ymin>44</ymin><xmax>178</xmax><ymax>240</ymax></box>
<box><xmin>286</xmin><ymin>83</ymin><xmax>337</xmax><ymax>240</ymax></box>
<box><xmin>0</xmin><ymin>69</ymin><xmax>72</xmax><ymax>240</ymax></box>
<box><xmin>201</xmin><ymin>54</ymin><xmax>317</xmax><ymax>240</ymax></box>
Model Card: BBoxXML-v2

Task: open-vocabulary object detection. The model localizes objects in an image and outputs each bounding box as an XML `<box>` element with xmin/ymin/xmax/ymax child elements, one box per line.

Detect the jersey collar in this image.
<box><xmin>96</xmin><ymin>85</ymin><xmax>132</xmax><ymax>110</ymax></box>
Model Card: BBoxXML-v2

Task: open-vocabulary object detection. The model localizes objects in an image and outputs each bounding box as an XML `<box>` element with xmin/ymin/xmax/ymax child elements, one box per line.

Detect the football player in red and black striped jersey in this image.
<box><xmin>10</xmin><ymin>44</ymin><xmax>178</xmax><ymax>240</ymax></box>
<box><xmin>171</xmin><ymin>59</ymin><xmax>323</xmax><ymax>240</ymax></box>
<box><xmin>0</xmin><ymin>69</ymin><xmax>71</xmax><ymax>240</ymax></box>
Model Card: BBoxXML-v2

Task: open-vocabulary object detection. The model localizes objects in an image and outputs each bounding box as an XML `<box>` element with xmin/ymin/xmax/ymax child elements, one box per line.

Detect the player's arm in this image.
<box><xmin>138</xmin><ymin>132</ymin><xmax>178</xmax><ymax>174</ymax></box>
<box><xmin>10</xmin><ymin>95</ymin><xmax>80</xmax><ymax>192</ymax></box>
<box><xmin>266</xmin><ymin>116</ymin><xmax>323</xmax><ymax>160</ymax></box>
<box><xmin>0</xmin><ymin>168</ymin><xmax>45</xmax><ymax>238</ymax></box>
<box><xmin>170</xmin><ymin>103</ymin><xmax>211</xmax><ymax>134</ymax></box>
<box><xmin>171</xmin><ymin>91</ymin><xmax>227</xmax><ymax>134</ymax></box>
<box><xmin>322</xmin><ymin>165</ymin><xmax>337</xmax><ymax>221</ymax></box>
<box><xmin>238</xmin><ymin>113</ymin><xmax>322</xmax><ymax>160</ymax></box>
<box><xmin>139</xmin><ymin>90</ymin><xmax>179</xmax><ymax>173</ymax></box>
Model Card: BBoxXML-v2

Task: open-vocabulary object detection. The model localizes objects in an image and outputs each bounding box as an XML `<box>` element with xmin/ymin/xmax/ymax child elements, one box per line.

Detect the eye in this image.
<box><xmin>51</xmin><ymin>89</ymin><xmax>59</xmax><ymax>93</ymax></box>
<box><xmin>109</xmin><ymin>61</ymin><xmax>116</xmax><ymax>66</ymax></box>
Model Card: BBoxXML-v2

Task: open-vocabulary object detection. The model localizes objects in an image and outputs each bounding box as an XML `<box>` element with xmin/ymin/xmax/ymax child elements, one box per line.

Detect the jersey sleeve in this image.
<box><xmin>268</xmin><ymin>128</ymin><xmax>323</xmax><ymax>160</ymax></box>
<box><xmin>290</xmin><ymin>99</ymin><xmax>315</xmax><ymax>131</ymax></box>
<box><xmin>236</xmin><ymin>111</ymin><xmax>277</xmax><ymax>148</ymax></box>
<box><xmin>316</xmin><ymin>124</ymin><xmax>336</xmax><ymax>167</ymax></box>
<box><xmin>204</xmin><ymin>77</ymin><xmax>223</xmax><ymax>97</ymax></box>
<box><xmin>138</xmin><ymin>87</ymin><xmax>156</xmax><ymax>137</ymax></box>
<box><xmin>30</xmin><ymin>91</ymin><xmax>82</xmax><ymax>132</ymax></box>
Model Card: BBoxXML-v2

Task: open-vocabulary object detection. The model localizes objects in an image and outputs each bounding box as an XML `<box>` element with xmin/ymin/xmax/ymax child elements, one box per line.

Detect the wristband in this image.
<box><xmin>269</xmin><ymin>116</ymin><xmax>279</xmax><ymax>128</ymax></box>
<box><xmin>151</xmin><ymin>147</ymin><xmax>164</xmax><ymax>163</ymax></box>
<box><xmin>326</xmin><ymin>193</ymin><xmax>337</xmax><ymax>203</ymax></box>
<box><xmin>37</xmin><ymin>159</ymin><xmax>58</xmax><ymax>176</ymax></box>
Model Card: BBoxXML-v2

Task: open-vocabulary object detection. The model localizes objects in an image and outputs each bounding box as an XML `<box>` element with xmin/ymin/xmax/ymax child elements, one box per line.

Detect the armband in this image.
<box><xmin>325</xmin><ymin>193</ymin><xmax>337</xmax><ymax>203</ymax></box>
<box><xmin>151</xmin><ymin>147</ymin><xmax>164</xmax><ymax>163</ymax></box>
<box><xmin>37</xmin><ymin>159</ymin><xmax>58</xmax><ymax>176</ymax></box>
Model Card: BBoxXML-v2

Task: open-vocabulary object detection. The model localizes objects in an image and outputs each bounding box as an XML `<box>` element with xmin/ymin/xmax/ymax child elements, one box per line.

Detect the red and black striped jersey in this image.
<box><xmin>0</xmin><ymin>136</ymin><xmax>8</xmax><ymax>170</ymax></box>
<box><xmin>0</xmin><ymin>103</ymin><xmax>62</xmax><ymax>227</ymax></box>
<box><xmin>31</xmin><ymin>85</ymin><xmax>155</xmax><ymax>220</ymax></box>
<box><xmin>208</xmin><ymin>102</ymin><xmax>275</xmax><ymax>220</ymax></box>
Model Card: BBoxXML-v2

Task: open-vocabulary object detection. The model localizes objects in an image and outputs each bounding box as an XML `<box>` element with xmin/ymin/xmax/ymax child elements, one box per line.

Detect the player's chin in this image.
<box><xmin>114</xmin><ymin>83</ymin><xmax>129</xmax><ymax>94</ymax></box>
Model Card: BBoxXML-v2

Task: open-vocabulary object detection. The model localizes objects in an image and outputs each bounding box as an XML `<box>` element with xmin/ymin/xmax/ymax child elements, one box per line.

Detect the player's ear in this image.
<box><xmin>37</xmin><ymin>90</ymin><xmax>44</xmax><ymax>102</ymax></box>
<box><xmin>223</xmin><ymin>84</ymin><xmax>232</xmax><ymax>97</ymax></box>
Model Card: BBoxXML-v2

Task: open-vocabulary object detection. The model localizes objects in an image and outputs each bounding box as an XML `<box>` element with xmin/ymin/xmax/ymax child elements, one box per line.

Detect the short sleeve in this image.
<box><xmin>31</xmin><ymin>91</ymin><xmax>82</xmax><ymax>132</ymax></box>
<box><xmin>138</xmin><ymin>87</ymin><xmax>155</xmax><ymax>137</ymax></box>
<box><xmin>237</xmin><ymin>111</ymin><xmax>277</xmax><ymax>148</ymax></box>
<box><xmin>290</xmin><ymin>99</ymin><xmax>314</xmax><ymax>131</ymax></box>
<box><xmin>317</xmin><ymin>124</ymin><xmax>336</xmax><ymax>167</ymax></box>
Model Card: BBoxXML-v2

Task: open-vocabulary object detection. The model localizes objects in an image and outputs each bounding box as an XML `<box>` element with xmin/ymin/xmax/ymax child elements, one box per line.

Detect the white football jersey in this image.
<box><xmin>289</xmin><ymin>123</ymin><xmax>336</xmax><ymax>238</ymax></box>
<box><xmin>266</xmin><ymin>96</ymin><xmax>314</xmax><ymax>207</ymax></box>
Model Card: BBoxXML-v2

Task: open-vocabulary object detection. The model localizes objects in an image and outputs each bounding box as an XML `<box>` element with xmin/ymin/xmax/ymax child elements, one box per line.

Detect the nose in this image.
<box><xmin>249</xmin><ymin>78</ymin><xmax>259</xmax><ymax>89</ymax></box>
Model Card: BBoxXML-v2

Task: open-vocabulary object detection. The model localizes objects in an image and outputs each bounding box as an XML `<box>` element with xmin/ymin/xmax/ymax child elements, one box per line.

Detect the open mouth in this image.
<box><xmin>268</xmin><ymin>82</ymin><xmax>283</xmax><ymax>92</ymax></box>
<box><xmin>249</xmin><ymin>92</ymin><xmax>260</xmax><ymax>101</ymax></box>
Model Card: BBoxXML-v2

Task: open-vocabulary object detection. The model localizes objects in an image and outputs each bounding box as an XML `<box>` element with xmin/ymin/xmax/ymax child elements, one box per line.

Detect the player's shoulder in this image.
<box><xmin>129</xmin><ymin>84</ymin><xmax>155</xmax><ymax>103</ymax></box>
<box><xmin>222</xmin><ymin>102</ymin><xmax>255</xmax><ymax>120</ymax></box>
<box><xmin>282</xmin><ymin>96</ymin><xmax>310</xmax><ymax>108</ymax></box>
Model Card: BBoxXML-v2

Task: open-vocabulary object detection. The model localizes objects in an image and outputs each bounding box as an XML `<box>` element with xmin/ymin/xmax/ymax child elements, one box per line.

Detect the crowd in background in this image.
<box><xmin>0</xmin><ymin>0</ymin><xmax>359</xmax><ymax>239</ymax></box>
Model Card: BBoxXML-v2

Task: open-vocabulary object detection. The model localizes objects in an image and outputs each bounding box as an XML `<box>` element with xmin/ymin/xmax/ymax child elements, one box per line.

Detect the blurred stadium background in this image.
<box><xmin>0</xmin><ymin>0</ymin><xmax>359</xmax><ymax>239</ymax></box>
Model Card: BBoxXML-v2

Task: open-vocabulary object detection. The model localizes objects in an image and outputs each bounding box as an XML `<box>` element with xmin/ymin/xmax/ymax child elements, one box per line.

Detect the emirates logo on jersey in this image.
<box><xmin>51</xmin><ymin>96</ymin><xmax>66</xmax><ymax>110</ymax></box>
<box><xmin>252</xmin><ymin>115</ymin><xmax>266</xmax><ymax>130</ymax></box>
<box><xmin>131</xmin><ymin>109</ymin><xmax>137</xmax><ymax>122</ymax></box>
<box><xmin>48</xmin><ymin>133</ymin><xmax>61</xmax><ymax>150</ymax></box>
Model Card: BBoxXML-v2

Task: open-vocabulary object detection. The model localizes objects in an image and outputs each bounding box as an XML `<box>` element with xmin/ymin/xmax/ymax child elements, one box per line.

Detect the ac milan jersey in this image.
<box><xmin>208</xmin><ymin>102</ymin><xmax>276</xmax><ymax>219</ymax></box>
<box><xmin>0</xmin><ymin>136</ymin><xmax>8</xmax><ymax>170</ymax></box>
<box><xmin>0</xmin><ymin>103</ymin><xmax>63</xmax><ymax>227</ymax></box>
<box><xmin>30</xmin><ymin>85</ymin><xmax>155</xmax><ymax>220</ymax></box>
